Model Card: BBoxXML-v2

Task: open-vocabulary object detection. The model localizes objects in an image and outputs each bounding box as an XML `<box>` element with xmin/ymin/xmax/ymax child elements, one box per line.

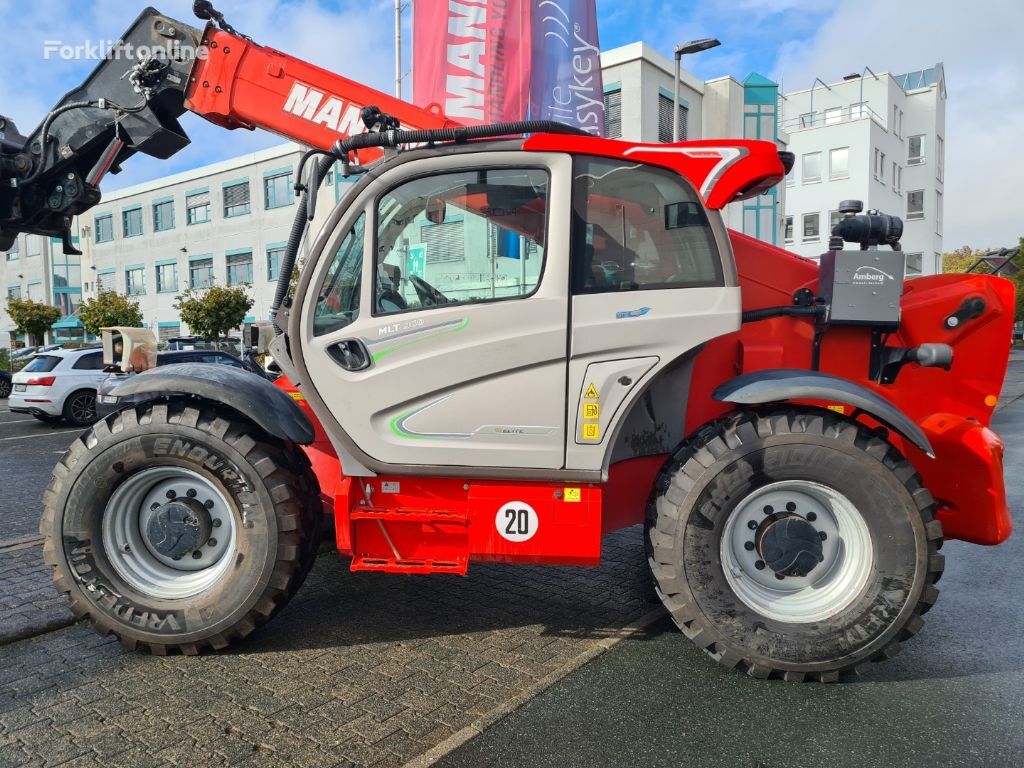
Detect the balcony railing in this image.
<box><xmin>780</xmin><ymin>103</ymin><xmax>886</xmax><ymax>133</ymax></box>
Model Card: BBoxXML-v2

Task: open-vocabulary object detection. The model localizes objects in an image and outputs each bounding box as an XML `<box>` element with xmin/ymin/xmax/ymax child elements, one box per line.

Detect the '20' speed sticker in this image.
<box><xmin>495</xmin><ymin>501</ymin><xmax>538</xmax><ymax>543</ymax></box>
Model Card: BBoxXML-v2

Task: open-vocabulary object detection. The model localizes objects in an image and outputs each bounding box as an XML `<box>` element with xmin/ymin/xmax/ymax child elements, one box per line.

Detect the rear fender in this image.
<box><xmin>713</xmin><ymin>368</ymin><xmax>933</xmax><ymax>457</ymax></box>
<box><xmin>110</xmin><ymin>363</ymin><xmax>314</xmax><ymax>444</ymax></box>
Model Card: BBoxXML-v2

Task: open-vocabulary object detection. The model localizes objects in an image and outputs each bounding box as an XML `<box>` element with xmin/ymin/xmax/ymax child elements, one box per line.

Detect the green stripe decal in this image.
<box><xmin>372</xmin><ymin>318</ymin><xmax>469</xmax><ymax>361</ymax></box>
<box><xmin>389</xmin><ymin>408</ymin><xmax>433</xmax><ymax>440</ymax></box>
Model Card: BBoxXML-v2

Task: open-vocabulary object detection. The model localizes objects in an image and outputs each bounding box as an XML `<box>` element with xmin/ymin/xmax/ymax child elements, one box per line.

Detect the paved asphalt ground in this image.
<box><xmin>0</xmin><ymin>353</ymin><xmax>1022</xmax><ymax>767</ymax></box>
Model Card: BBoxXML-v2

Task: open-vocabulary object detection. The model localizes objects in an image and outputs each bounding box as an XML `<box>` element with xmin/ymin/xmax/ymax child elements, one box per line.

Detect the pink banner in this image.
<box><xmin>413</xmin><ymin>0</ymin><xmax>531</xmax><ymax>124</ymax></box>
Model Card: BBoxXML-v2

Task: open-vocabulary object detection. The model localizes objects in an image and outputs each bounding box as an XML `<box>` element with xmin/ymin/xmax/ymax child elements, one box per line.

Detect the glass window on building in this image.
<box><xmin>908</xmin><ymin>135</ymin><xmax>925</xmax><ymax>165</ymax></box>
<box><xmin>802</xmin><ymin>212</ymin><xmax>820</xmax><ymax>241</ymax></box>
<box><xmin>907</xmin><ymin>190</ymin><xmax>925</xmax><ymax>220</ymax></box>
<box><xmin>223</xmin><ymin>181</ymin><xmax>251</xmax><ymax>217</ymax></box>
<box><xmin>267</xmin><ymin>246</ymin><xmax>285</xmax><ymax>281</ymax></box>
<box><xmin>226</xmin><ymin>251</ymin><xmax>253</xmax><ymax>285</ymax></box>
<box><xmin>7</xmin><ymin>285</ymin><xmax>21</xmax><ymax>300</ymax></box>
<box><xmin>125</xmin><ymin>266</ymin><xmax>145</xmax><ymax>295</ymax></box>
<box><xmin>824</xmin><ymin>107</ymin><xmax>842</xmax><ymax>125</ymax></box>
<box><xmin>784</xmin><ymin>216</ymin><xmax>793</xmax><ymax>243</ymax></box>
<box><xmin>264</xmin><ymin>171</ymin><xmax>294</xmax><ymax>209</ymax></box>
<box><xmin>906</xmin><ymin>252</ymin><xmax>923</xmax><ymax>275</ymax></box>
<box><xmin>802</xmin><ymin>152</ymin><xmax>821</xmax><ymax>183</ymax></box>
<box><xmin>95</xmin><ymin>214</ymin><xmax>114</xmax><ymax>243</ymax></box>
<box><xmin>603</xmin><ymin>89</ymin><xmax>622</xmax><ymax>139</ymax></box>
<box><xmin>26</xmin><ymin>236</ymin><xmax>41</xmax><ymax>258</ymax></box>
<box><xmin>4</xmin><ymin>237</ymin><xmax>18</xmax><ymax>261</ymax></box>
<box><xmin>829</xmin><ymin>147</ymin><xmax>849</xmax><ymax>180</ymax></box>
<box><xmin>158</xmin><ymin>323</ymin><xmax>181</xmax><ymax>343</ymax></box>
<box><xmin>190</xmin><ymin>257</ymin><xmax>214</xmax><ymax>288</ymax></box>
<box><xmin>156</xmin><ymin>262</ymin><xmax>178</xmax><ymax>293</ymax></box>
<box><xmin>657</xmin><ymin>94</ymin><xmax>688</xmax><ymax>142</ymax></box>
<box><xmin>936</xmin><ymin>136</ymin><xmax>944</xmax><ymax>181</ymax></box>
<box><xmin>850</xmin><ymin>102</ymin><xmax>867</xmax><ymax>119</ymax></box>
<box><xmin>936</xmin><ymin>190</ymin><xmax>943</xmax><ymax>234</ymax></box>
<box><xmin>829</xmin><ymin>210</ymin><xmax>842</xmax><ymax>232</ymax></box>
<box><xmin>123</xmin><ymin>207</ymin><xmax>143</xmax><ymax>238</ymax></box>
<box><xmin>97</xmin><ymin>271</ymin><xmax>116</xmax><ymax>293</ymax></box>
<box><xmin>186</xmin><ymin>191</ymin><xmax>211</xmax><ymax>224</ymax></box>
<box><xmin>153</xmin><ymin>200</ymin><xmax>175</xmax><ymax>231</ymax></box>
<box><xmin>571</xmin><ymin>157</ymin><xmax>722</xmax><ymax>294</ymax></box>
<box><xmin>892</xmin><ymin>162</ymin><xmax>901</xmax><ymax>194</ymax></box>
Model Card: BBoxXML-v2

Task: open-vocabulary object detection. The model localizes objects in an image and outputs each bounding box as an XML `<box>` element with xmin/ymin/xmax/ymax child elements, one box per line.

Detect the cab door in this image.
<box><xmin>299</xmin><ymin>151</ymin><xmax>572</xmax><ymax>470</ymax></box>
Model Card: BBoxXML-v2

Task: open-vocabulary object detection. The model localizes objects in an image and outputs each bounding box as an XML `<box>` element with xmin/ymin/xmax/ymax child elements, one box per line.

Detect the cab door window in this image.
<box><xmin>571</xmin><ymin>157</ymin><xmax>723</xmax><ymax>293</ymax></box>
<box><xmin>314</xmin><ymin>213</ymin><xmax>366</xmax><ymax>336</ymax></box>
<box><xmin>374</xmin><ymin>168</ymin><xmax>549</xmax><ymax>315</ymax></box>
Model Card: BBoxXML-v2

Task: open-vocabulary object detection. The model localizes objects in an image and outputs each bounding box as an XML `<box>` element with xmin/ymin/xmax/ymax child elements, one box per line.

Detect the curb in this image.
<box><xmin>400</xmin><ymin>605</ymin><xmax>667</xmax><ymax>768</ymax></box>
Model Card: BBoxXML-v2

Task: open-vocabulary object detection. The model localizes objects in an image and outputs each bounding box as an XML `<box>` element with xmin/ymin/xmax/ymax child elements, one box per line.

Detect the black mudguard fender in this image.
<box><xmin>110</xmin><ymin>363</ymin><xmax>315</xmax><ymax>445</ymax></box>
<box><xmin>712</xmin><ymin>368</ymin><xmax>934</xmax><ymax>457</ymax></box>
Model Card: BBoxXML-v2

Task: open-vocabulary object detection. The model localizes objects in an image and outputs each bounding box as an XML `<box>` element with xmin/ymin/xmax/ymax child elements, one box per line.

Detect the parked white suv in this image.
<box><xmin>9</xmin><ymin>347</ymin><xmax>107</xmax><ymax>426</ymax></box>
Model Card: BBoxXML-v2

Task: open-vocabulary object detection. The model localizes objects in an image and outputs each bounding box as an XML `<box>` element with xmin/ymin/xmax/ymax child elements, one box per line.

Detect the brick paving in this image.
<box><xmin>0</xmin><ymin>527</ymin><xmax>656</xmax><ymax>768</ymax></box>
<box><xmin>0</xmin><ymin>546</ymin><xmax>73</xmax><ymax>646</ymax></box>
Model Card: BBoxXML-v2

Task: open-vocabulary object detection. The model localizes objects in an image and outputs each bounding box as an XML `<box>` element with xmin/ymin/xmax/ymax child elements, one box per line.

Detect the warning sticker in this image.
<box><xmin>564</xmin><ymin>488</ymin><xmax>582</xmax><ymax>503</ymax></box>
<box><xmin>827</xmin><ymin>404</ymin><xmax>845</xmax><ymax>414</ymax></box>
<box><xmin>581</xmin><ymin>422</ymin><xmax>600</xmax><ymax>440</ymax></box>
<box><xmin>584</xmin><ymin>384</ymin><xmax>599</xmax><ymax>400</ymax></box>
<box><xmin>583</xmin><ymin>402</ymin><xmax>600</xmax><ymax>419</ymax></box>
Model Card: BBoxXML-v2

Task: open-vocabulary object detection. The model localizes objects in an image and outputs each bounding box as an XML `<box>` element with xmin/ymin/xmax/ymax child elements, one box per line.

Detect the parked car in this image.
<box><xmin>9</xmin><ymin>347</ymin><xmax>107</xmax><ymax>426</ymax></box>
<box><xmin>0</xmin><ymin>370</ymin><xmax>12</xmax><ymax>399</ymax></box>
<box><xmin>95</xmin><ymin>348</ymin><xmax>264</xmax><ymax>418</ymax></box>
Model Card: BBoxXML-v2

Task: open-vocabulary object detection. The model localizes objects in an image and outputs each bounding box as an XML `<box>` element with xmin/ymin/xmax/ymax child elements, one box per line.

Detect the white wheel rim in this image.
<box><xmin>720</xmin><ymin>480</ymin><xmax>874</xmax><ymax>624</ymax></box>
<box><xmin>101</xmin><ymin>467</ymin><xmax>238</xmax><ymax>599</ymax></box>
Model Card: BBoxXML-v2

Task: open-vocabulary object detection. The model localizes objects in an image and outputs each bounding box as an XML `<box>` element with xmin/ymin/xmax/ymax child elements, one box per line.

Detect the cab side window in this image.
<box><xmin>314</xmin><ymin>213</ymin><xmax>366</xmax><ymax>336</ymax></box>
<box><xmin>374</xmin><ymin>168</ymin><xmax>549</xmax><ymax>315</ymax></box>
<box><xmin>571</xmin><ymin>157</ymin><xmax>723</xmax><ymax>294</ymax></box>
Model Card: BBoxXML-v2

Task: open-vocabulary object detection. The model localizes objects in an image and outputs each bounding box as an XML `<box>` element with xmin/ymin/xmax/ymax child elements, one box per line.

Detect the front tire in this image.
<box><xmin>41</xmin><ymin>402</ymin><xmax>321</xmax><ymax>654</ymax></box>
<box><xmin>0</xmin><ymin>378</ymin><xmax>11</xmax><ymax>398</ymax></box>
<box><xmin>647</xmin><ymin>408</ymin><xmax>943</xmax><ymax>682</ymax></box>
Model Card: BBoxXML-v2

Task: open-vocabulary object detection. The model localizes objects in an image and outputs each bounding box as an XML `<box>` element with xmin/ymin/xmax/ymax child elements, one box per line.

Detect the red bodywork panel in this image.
<box><xmin>197</xmin><ymin>26</ymin><xmax>1009</xmax><ymax>567</ymax></box>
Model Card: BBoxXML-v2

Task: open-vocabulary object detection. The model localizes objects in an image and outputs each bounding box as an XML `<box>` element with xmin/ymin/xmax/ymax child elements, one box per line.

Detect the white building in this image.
<box><xmin>780</xmin><ymin>64</ymin><xmax>946</xmax><ymax>275</ymax></box>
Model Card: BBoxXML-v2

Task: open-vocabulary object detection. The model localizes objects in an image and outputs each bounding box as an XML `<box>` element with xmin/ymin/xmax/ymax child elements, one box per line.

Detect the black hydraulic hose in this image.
<box><xmin>269</xmin><ymin>118</ymin><xmax>588</xmax><ymax>329</ymax></box>
<box><xmin>741</xmin><ymin>304</ymin><xmax>825</xmax><ymax>323</ymax></box>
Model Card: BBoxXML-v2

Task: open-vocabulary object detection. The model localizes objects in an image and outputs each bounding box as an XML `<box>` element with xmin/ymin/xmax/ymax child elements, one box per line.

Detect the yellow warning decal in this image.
<box><xmin>584</xmin><ymin>384</ymin><xmax>599</xmax><ymax>399</ymax></box>
<box><xmin>287</xmin><ymin>391</ymin><xmax>305</xmax><ymax>402</ymax></box>
<box><xmin>564</xmin><ymin>487</ymin><xmax>582</xmax><ymax>503</ymax></box>
<box><xmin>583</xmin><ymin>402</ymin><xmax>600</xmax><ymax>419</ymax></box>
<box><xmin>581</xmin><ymin>422</ymin><xmax>600</xmax><ymax>440</ymax></box>
<box><xmin>826</xmin><ymin>404</ymin><xmax>845</xmax><ymax>414</ymax></box>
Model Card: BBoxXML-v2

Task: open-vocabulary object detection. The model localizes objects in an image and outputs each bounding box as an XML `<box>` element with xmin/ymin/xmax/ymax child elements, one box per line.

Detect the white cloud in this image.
<box><xmin>773</xmin><ymin>0</ymin><xmax>1024</xmax><ymax>249</ymax></box>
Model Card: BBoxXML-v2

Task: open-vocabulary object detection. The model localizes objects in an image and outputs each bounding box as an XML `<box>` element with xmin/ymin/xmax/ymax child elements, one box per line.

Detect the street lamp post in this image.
<box><xmin>673</xmin><ymin>38</ymin><xmax>721</xmax><ymax>142</ymax></box>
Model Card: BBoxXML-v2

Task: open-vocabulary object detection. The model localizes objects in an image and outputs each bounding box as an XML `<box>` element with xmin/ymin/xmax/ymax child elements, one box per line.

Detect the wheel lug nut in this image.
<box><xmin>204</xmin><ymin>500</ymin><xmax>214</xmax><ymax>509</ymax></box>
<box><xmin>763</xmin><ymin>505</ymin><xmax>773</xmax><ymax>515</ymax></box>
<box><xmin>775</xmin><ymin>573</ymin><xmax>785</xmax><ymax>580</ymax></box>
<box><xmin>207</xmin><ymin>538</ymin><xmax>217</xmax><ymax>547</ymax></box>
<box><xmin>187</xmin><ymin>489</ymin><xmax>197</xmax><ymax>498</ymax></box>
<box><xmin>806</xmin><ymin>511</ymin><xmax>817</xmax><ymax>522</ymax></box>
<box><xmin>166</xmin><ymin>490</ymin><xmax>176</xmax><ymax>499</ymax></box>
<box><xmin>819</xmin><ymin>531</ymin><xmax>827</xmax><ymax>541</ymax></box>
<box><xmin>191</xmin><ymin>551</ymin><xmax>202</xmax><ymax>559</ymax></box>
<box><xmin>785</xmin><ymin>502</ymin><xmax>796</xmax><ymax>512</ymax></box>
<box><xmin>754</xmin><ymin>560</ymin><xmax>766</xmax><ymax>570</ymax></box>
<box><xmin>212</xmin><ymin>519</ymin><xmax>222</xmax><ymax>528</ymax></box>
<box><xmin>150</xmin><ymin>503</ymin><xmax>160</xmax><ymax>511</ymax></box>
<box><xmin>172</xmin><ymin>555</ymin><xmax>182</xmax><ymax>561</ymax></box>
<box><xmin>747</xmin><ymin>520</ymin><xmax>757</xmax><ymax>530</ymax></box>
<box><xmin>744</xmin><ymin>541</ymin><xmax>755</xmax><ymax>551</ymax></box>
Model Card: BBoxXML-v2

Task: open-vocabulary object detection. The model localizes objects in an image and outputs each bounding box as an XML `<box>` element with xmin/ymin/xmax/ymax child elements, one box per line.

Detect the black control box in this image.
<box><xmin>819</xmin><ymin>249</ymin><xmax>905</xmax><ymax>327</ymax></box>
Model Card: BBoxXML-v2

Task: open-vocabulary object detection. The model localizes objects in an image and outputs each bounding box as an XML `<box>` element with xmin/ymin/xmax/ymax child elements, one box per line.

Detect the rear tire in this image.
<box><xmin>647</xmin><ymin>407</ymin><xmax>943</xmax><ymax>682</ymax></box>
<box><xmin>0</xmin><ymin>379</ymin><xmax>11</xmax><ymax>398</ymax></box>
<box><xmin>41</xmin><ymin>402</ymin><xmax>321</xmax><ymax>654</ymax></box>
<box><xmin>62</xmin><ymin>389</ymin><xmax>98</xmax><ymax>426</ymax></box>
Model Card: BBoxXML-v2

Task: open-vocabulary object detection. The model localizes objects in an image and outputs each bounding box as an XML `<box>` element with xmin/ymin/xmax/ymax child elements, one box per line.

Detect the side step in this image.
<box><xmin>349</xmin><ymin>506</ymin><xmax>470</xmax><ymax>575</ymax></box>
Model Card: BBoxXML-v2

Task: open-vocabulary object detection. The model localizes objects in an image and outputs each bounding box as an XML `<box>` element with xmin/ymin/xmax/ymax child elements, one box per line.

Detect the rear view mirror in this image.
<box><xmin>664</xmin><ymin>201</ymin><xmax>707</xmax><ymax>230</ymax></box>
<box><xmin>425</xmin><ymin>196</ymin><xmax>447</xmax><ymax>224</ymax></box>
<box><xmin>243</xmin><ymin>321</ymin><xmax>275</xmax><ymax>354</ymax></box>
<box><xmin>102</xmin><ymin>327</ymin><xmax>156</xmax><ymax>372</ymax></box>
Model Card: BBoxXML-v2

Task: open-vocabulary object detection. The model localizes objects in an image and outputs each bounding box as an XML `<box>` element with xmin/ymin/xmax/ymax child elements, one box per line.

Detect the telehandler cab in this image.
<box><xmin>1</xmin><ymin>4</ymin><xmax>1013</xmax><ymax>680</ymax></box>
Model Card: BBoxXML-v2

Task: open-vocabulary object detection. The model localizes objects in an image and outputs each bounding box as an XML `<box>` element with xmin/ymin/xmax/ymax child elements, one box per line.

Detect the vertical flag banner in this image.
<box><xmin>529</xmin><ymin>0</ymin><xmax>604</xmax><ymax>135</ymax></box>
<box><xmin>413</xmin><ymin>0</ymin><xmax>532</xmax><ymax>125</ymax></box>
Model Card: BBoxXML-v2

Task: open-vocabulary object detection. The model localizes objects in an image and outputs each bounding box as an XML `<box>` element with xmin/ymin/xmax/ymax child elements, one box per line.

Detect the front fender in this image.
<box><xmin>111</xmin><ymin>363</ymin><xmax>315</xmax><ymax>445</ymax></box>
<box><xmin>712</xmin><ymin>368</ymin><xmax>934</xmax><ymax>457</ymax></box>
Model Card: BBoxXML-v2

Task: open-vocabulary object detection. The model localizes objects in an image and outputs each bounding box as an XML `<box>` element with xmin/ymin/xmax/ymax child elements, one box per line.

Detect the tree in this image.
<box><xmin>77</xmin><ymin>291</ymin><xmax>143</xmax><ymax>336</ymax></box>
<box><xmin>5</xmin><ymin>297</ymin><xmax>60</xmax><ymax>346</ymax></box>
<box><xmin>941</xmin><ymin>245</ymin><xmax>977</xmax><ymax>274</ymax></box>
<box><xmin>174</xmin><ymin>285</ymin><xmax>254</xmax><ymax>340</ymax></box>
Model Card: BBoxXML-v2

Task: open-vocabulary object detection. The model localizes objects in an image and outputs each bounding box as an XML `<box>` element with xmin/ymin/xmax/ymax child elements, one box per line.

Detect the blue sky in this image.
<box><xmin>1</xmin><ymin>0</ymin><xmax>1021</xmax><ymax>247</ymax></box>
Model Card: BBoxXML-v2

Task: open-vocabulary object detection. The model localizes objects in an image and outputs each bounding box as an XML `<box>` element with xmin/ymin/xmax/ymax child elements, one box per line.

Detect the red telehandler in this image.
<box><xmin>0</xmin><ymin>3</ymin><xmax>1013</xmax><ymax>681</ymax></box>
